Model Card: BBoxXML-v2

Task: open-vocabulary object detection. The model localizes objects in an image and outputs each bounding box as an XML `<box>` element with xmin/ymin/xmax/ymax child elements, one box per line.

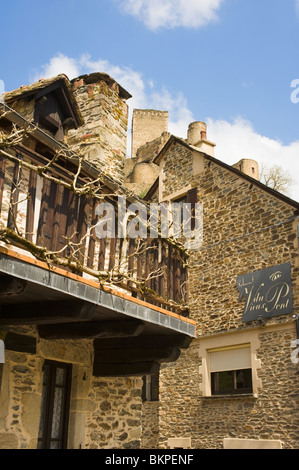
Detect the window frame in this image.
<box><xmin>211</xmin><ymin>368</ymin><xmax>253</xmax><ymax>396</ymax></box>
<box><xmin>37</xmin><ymin>360</ymin><xmax>72</xmax><ymax>449</ymax></box>
<box><xmin>209</xmin><ymin>344</ymin><xmax>253</xmax><ymax>396</ymax></box>
<box><xmin>197</xmin><ymin>332</ymin><xmax>262</xmax><ymax>398</ymax></box>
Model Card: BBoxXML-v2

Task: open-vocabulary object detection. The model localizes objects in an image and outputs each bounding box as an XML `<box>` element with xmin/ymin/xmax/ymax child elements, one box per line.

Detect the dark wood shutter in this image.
<box><xmin>64</xmin><ymin>190</ymin><xmax>80</xmax><ymax>260</ymax></box>
<box><xmin>187</xmin><ymin>187</ymin><xmax>198</xmax><ymax>231</ymax></box>
<box><xmin>35</xmin><ymin>92</ymin><xmax>65</xmax><ymax>142</ymax></box>
<box><xmin>37</xmin><ymin>179</ymin><xmax>57</xmax><ymax>249</ymax></box>
<box><xmin>25</xmin><ymin>170</ymin><xmax>37</xmax><ymax>242</ymax></box>
<box><xmin>7</xmin><ymin>160</ymin><xmax>22</xmax><ymax>231</ymax></box>
<box><xmin>76</xmin><ymin>195</ymin><xmax>91</xmax><ymax>265</ymax></box>
<box><xmin>87</xmin><ymin>200</ymin><xmax>98</xmax><ymax>269</ymax></box>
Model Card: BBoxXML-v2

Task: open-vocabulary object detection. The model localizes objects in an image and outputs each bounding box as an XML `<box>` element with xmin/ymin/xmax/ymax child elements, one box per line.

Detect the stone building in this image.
<box><xmin>131</xmin><ymin>116</ymin><xmax>299</xmax><ymax>450</ymax></box>
<box><xmin>0</xmin><ymin>74</ymin><xmax>195</xmax><ymax>449</ymax></box>
<box><xmin>0</xmin><ymin>71</ymin><xmax>298</xmax><ymax>450</ymax></box>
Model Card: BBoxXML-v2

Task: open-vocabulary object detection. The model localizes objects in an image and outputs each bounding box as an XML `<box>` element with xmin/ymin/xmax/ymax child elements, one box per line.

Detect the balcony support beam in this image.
<box><xmin>37</xmin><ymin>320</ymin><xmax>145</xmax><ymax>340</ymax></box>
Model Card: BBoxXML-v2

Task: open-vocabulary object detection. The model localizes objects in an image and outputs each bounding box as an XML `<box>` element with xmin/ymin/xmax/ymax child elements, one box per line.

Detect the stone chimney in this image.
<box><xmin>232</xmin><ymin>159</ymin><xmax>259</xmax><ymax>180</ymax></box>
<box><xmin>187</xmin><ymin>121</ymin><xmax>216</xmax><ymax>157</ymax></box>
<box><xmin>67</xmin><ymin>73</ymin><xmax>132</xmax><ymax>185</ymax></box>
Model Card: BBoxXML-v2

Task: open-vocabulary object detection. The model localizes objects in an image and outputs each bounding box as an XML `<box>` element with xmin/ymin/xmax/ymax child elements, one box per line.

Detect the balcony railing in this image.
<box><xmin>0</xmin><ymin>144</ymin><xmax>189</xmax><ymax>316</ymax></box>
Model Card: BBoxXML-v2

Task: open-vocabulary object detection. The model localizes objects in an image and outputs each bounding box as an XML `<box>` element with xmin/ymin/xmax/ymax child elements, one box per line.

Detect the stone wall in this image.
<box><xmin>67</xmin><ymin>76</ymin><xmax>130</xmax><ymax>184</ymax></box>
<box><xmin>0</xmin><ymin>348</ymin><xmax>43</xmax><ymax>449</ymax></box>
<box><xmin>131</xmin><ymin>110</ymin><xmax>168</xmax><ymax>159</ymax></box>
<box><xmin>157</xmin><ymin>325</ymin><xmax>298</xmax><ymax>449</ymax></box>
<box><xmin>141</xmin><ymin>401</ymin><xmax>160</xmax><ymax>448</ymax></box>
<box><xmin>86</xmin><ymin>377</ymin><xmax>143</xmax><ymax>449</ymax></box>
<box><xmin>0</xmin><ymin>328</ymin><xmax>144</xmax><ymax>449</ymax></box>
<box><xmin>135</xmin><ymin>132</ymin><xmax>170</xmax><ymax>164</ymax></box>
<box><xmin>144</xmin><ymin>139</ymin><xmax>299</xmax><ymax>449</ymax></box>
<box><xmin>5</xmin><ymin>97</ymin><xmax>35</xmax><ymax>123</ymax></box>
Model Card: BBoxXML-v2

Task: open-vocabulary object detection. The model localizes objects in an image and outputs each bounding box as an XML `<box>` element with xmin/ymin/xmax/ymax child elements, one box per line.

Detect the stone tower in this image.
<box><xmin>131</xmin><ymin>109</ymin><xmax>169</xmax><ymax>159</ymax></box>
<box><xmin>232</xmin><ymin>159</ymin><xmax>259</xmax><ymax>180</ymax></box>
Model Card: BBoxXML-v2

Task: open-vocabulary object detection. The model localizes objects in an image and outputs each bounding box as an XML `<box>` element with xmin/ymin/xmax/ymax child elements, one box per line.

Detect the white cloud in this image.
<box><xmin>207</xmin><ymin>117</ymin><xmax>299</xmax><ymax>201</ymax></box>
<box><xmin>296</xmin><ymin>0</ymin><xmax>299</xmax><ymax>17</ymax></box>
<box><xmin>117</xmin><ymin>0</ymin><xmax>225</xmax><ymax>30</ymax></box>
<box><xmin>32</xmin><ymin>54</ymin><xmax>299</xmax><ymax>202</ymax></box>
<box><xmin>32</xmin><ymin>53</ymin><xmax>194</xmax><ymax>150</ymax></box>
<box><xmin>31</xmin><ymin>53</ymin><xmax>80</xmax><ymax>82</ymax></box>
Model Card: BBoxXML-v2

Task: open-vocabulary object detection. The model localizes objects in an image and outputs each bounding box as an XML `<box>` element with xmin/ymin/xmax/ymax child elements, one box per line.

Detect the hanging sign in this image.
<box><xmin>236</xmin><ymin>262</ymin><xmax>293</xmax><ymax>323</ymax></box>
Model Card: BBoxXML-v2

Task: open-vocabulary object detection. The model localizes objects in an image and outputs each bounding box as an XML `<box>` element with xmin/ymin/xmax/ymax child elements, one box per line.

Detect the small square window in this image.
<box><xmin>209</xmin><ymin>345</ymin><xmax>253</xmax><ymax>396</ymax></box>
<box><xmin>211</xmin><ymin>368</ymin><xmax>253</xmax><ymax>395</ymax></box>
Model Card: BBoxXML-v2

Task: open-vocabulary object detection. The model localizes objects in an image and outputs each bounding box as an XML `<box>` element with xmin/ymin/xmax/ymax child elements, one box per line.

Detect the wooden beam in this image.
<box><xmin>0</xmin><ymin>300</ymin><xmax>99</xmax><ymax>326</ymax></box>
<box><xmin>38</xmin><ymin>320</ymin><xmax>145</xmax><ymax>340</ymax></box>
<box><xmin>25</xmin><ymin>170</ymin><xmax>37</xmax><ymax>243</ymax></box>
<box><xmin>94</xmin><ymin>334</ymin><xmax>192</xmax><ymax>352</ymax></box>
<box><xmin>0</xmin><ymin>275</ymin><xmax>27</xmax><ymax>297</ymax></box>
<box><xmin>7</xmin><ymin>160</ymin><xmax>22</xmax><ymax>231</ymax></box>
<box><xmin>93</xmin><ymin>361</ymin><xmax>160</xmax><ymax>377</ymax></box>
<box><xmin>94</xmin><ymin>347</ymin><xmax>180</xmax><ymax>364</ymax></box>
<box><xmin>0</xmin><ymin>154</ymin><xmax>6</xmax><ymax>216</ymax></box>
<box><xmin>2</xmin><ymin>331</ymin><xmax>36</xmax><ymax>354</ymax></box>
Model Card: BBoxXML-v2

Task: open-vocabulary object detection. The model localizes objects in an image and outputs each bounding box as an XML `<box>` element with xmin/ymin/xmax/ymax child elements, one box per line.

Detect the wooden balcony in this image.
<box><xmin>0</xmin><ymin>143</ymin><xmax>189</xmax><ymax>317</ymax></box>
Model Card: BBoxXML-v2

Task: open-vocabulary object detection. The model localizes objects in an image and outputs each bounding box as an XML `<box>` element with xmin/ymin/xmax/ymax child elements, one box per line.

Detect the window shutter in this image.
<box><xmin>187</xmin><ymin>187</ymin><xmax>198</xmax><ymax>204</ymax></box>
<box><xmin>209</xmin><ymin>346</ymin><xmax>251</xmax><ymax>373</ymax></box>
<box><xmin>7</xmin><ymin>159</ymin><xmax>22</xmax><ymax>231</ymax></box>
<box><xmin>37</xmin><ymin>179</ymin><xmax>57</xmax><ymax>249</ymax></box>
<box><xmin>187</xmin><ymin>187</ymin><xmax>198</xmax><ymax>231</ymax></box>
<box><xmin>25</xmin><ymin>170</ymin><xmax>37</xmax><ymax>242</ymax></box>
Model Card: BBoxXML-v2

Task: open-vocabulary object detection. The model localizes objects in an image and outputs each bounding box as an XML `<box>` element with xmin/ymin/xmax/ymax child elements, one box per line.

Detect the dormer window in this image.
<box><xmin>4</xmin><ymin>76</ymin><xmax>82</xmax><ymax>145</ymax></box>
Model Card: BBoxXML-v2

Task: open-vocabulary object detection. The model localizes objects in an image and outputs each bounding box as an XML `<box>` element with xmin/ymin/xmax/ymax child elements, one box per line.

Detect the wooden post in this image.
<box><xmin>7</xmin><ymin>160</ymin><xmax>22</xmax><ymax>231</ymax></box>
<box><xmin>0</xmin><ymin>155</ymin><xmax>6</xmax><ymax>216</ymax></box>
<box><xmin>25</xmin><ymin>169</ymin><xmax>37</xmax><ymax>242</ymax></box>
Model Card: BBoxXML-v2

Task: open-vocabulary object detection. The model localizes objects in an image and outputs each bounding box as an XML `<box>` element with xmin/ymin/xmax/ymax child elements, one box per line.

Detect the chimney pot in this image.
<box><xmin>187</xmin><ymin>121</ymin><xmax>207</xmax><ymax>146</ymax></box>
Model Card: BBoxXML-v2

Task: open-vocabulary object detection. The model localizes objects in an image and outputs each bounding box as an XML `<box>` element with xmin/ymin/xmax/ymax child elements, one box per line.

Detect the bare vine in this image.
<box><xmin>0</xmin><ymin>115</ymin><xmax>189</xmax><ymax>314</ymax></box>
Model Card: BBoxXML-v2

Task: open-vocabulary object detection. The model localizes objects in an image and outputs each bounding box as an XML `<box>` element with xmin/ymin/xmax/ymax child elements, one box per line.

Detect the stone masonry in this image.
<box><xmin>67</xmin><ymin>74</ymin><xmax>132</xmax><ymax>185</ymax></box>
<box><xmin>137</xmin><ymin>125</ymin><xmax>299</xmax><ymax>449</ymax></box>
<box><xmin>131</xmin><ymin>109</ymin><xmax>168</xmax><ymax>159</ymax></box>
<box><xmin>0</xmin><ymin>326</ymin><xmax>143</xmax><ymax>449</ymax></box>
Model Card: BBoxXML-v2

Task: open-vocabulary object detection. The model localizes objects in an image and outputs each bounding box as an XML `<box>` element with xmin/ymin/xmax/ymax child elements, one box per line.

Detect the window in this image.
<box><xmin>142</xmin><ymin>373</ymin><xmax>159</xmax><ymax>401</ymax></box>
<box><xmin>198</xmin><ymin>334</ymin><xmax>261</xmax><ymax>397</ymax></box>
<box><xmin>172</xmin><ymin>195</ymin><xmax>187</xmax><ymax>239</ymax></box>
<box><xmin>171</xmin><ymin>188</ymin><xmax>197</xmax><ymax>239</ymax></box>
<box><xmin>37</xmin><ymin>360</ymin><xmax>72</xmax><ymax>449</ymax></box>
<box><xmin>211</xmin><ymin>369</ymin><xmax>252</xmax><ymax>395</ymax></box>
<box><xmin>209</xmin><ymin>345</ymin><xmax>253</xmax><ymax>396</ymax></box>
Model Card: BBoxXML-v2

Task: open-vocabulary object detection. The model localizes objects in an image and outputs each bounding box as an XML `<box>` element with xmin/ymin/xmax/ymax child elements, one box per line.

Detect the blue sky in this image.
<box><xmin>1</xmin><ymin>0</ymin><xmax>299</xmax><ymax>200</ymax></box>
